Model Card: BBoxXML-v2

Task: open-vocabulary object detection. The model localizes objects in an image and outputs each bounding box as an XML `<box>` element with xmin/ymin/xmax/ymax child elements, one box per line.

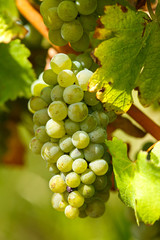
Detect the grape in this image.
<box><xmin>79</xmin><ymin>13</ymin><xmax>97</xmax><ymax>32</ymax></box>
<box><xmin>78</xmin><ymin>184</ymin><xmax>95</xmax><ymax>198</ymax></box>
<box><xmin>64</xmin><ymin>119</ymin><xmax>80</xmax><ymax>135</ymax></box>
<box><xmin>79</xmin><ymin>210</ymin><xmax>87</xmax><ymax>218</ymax></box>
<box><xmin>57</xmin><ymin>70</ymin><xmax>77</xmax><ymax>87</ymax></box>
<box><xmin>95</xmin><ymin>187</ymin><xmax>110</xmax><ymax>202</ymax></box>
<box><xmin>42</xmin><ymin>69</ymin><xmax>57</xmax><ymax>86</ymax></box>
<box><xmin>92</xmin><ymin>111</ymin><xmax>109</xmax><ymax>128</ymax></box>
<box><xmin>91</xmin><ymin>102</ymin><xmax>103</xmax><ymax>112</ymax></box>
<box><xmin>72</xmin><ymin>131</ymin><xmax>90</xmax><ymax>149</ymax></box>
<box><xmin>49</xmin><ymin>29</ymin><xmax>67</xmax><ymax>46</ymax></box>
<box><xmin>84</xmin><ymin>91</ymin><xmax>99</xmax><ymax>106</ymax></box>
<box><xmin>31</xmin><ymin>79</ymin><xmax>48</xmax><ymax>96</ymax></box>
<box><xmin>68</xmin><ymin>102</ymin><xmax>88</xmax><ymax>122</ymax></box>
<box><xmin>70</xmin><ymin>33</ymin><xmax>90</xmax><ymax>52</ymax></box>
<box><xmin>89</xmin><ymin>127</ymin><xmax>107</xmax><ymax>143</ymax></box>
<box><xmin>57</xmin><ymin>154</ymin><xmax>73</xmax><ymax>172</ymax></box>
<box><xmin>48</xmin><ymin>101</ymin><xmax>68</xmax><ymax>121</ymax></box>
<box><xmin>63</xmin><ymin>85</ymin><xmax>84</xmax><ymax>104</ymax></box>
<box><xmin>49</xmin><ymin>175</ymin><xmax>66</xmax><ymax>193</ymax></box>
<box><xmin>102</xmin><ymin>151</ymin><xmax>112</xmax><ymax>164</ymax></box>
<box><xmin>50</xmin><ymin>138</ymin><xmax>59</xmax><ymax>143</ymax></box>
<box><xmin>40</xmin><ymin>0</ymin><xmax>62</xmax><ymax>16</ymax></box>
<box><xmin>43</xmin><ymin>7</ymin><xmax>63</xmax><ymax>30</ymax></box>
<box><xmin>90</xmin><ymin>62</ymin><xmax>99</xmax><ymax>72</ymax></box>
<box><xmin>57</xmin><ymin>1</ymin><xmax>78</xmax><ymax>21</ymax></box>
<box><xmin>40</xmin><ymin>87</ymin><xmax>52</xmax><ymax>104</ymax></box>
<box><xmin>72</xmin><ymin>158</ymin><xmax>87</xmax><ymax>174</ymax></box>
<box><xmin>68</xmin><ymin>191</ymin><xmax>84</xmax><ymax>208</ymax></box>
<box><xmin>81</xmin><ymin>169</ymin><xmax>96</xmax><ymax>184</ymax></box>
<box><xmin>89</xmin><ymin>159</ymin><xmax>108</xmax><ymax>176</ymax></box>
<box><xmin>59</xmin><ymin>135</ymin><xmax>74</xmax><ymax>152</ymax></box>
<box><xmin>41</xmin><ymin>142</ymin><xmax>63</xmax><ymax>163</ymax></box>
<box><xmin>61</xmin><ymin>20</ymin><xmax>83</xmax><ymax>43</ymax></box>
<box><xmin>69</xmin><ymin>148</ymin><xmax>84</xmax><ymax>160</ymax></box>
<box><xmin>35</xmin><ymin>126</ymin><xmax>50</xmax><ymax>143</ymax></box>
<box><xmin>29</xmin><ymin>137</ymin><xmax>43</xmax><ymax>154</ymax></box>
<box><xmin>80</xmin><ymin>114</ymin><xmax>97</xmax><ymax>133</ymax></box>
<box><xmin>76</xmin><ymin>53</ymin><xmax>93</xmax><ymax>69</ymax></box>
<box><xmin>50</xmin><ymin>53</ymin><xmax>72</xmax><ymax>74</ymax></box>
<box><xmin>28</xmin><ymin>96</ymin><xmax>48</xmax><ymax>113</ymax></box>
<box><xmin>48</xmin><ymin>163</ymin><xmax>60</xmax><ymax>174</ymax></box>
<box><xmin>84</xmin><ymin>143</ymin><xmax>104</xmax><ymax>161</ymax></box>
<box><xmin>33</xmin><ymin>109</ymin><xmax>50</xmax><ymax>126</ymax></box>
<box><xmin>93</xmin><ymin>175</ymin><xmax>108</xmax><ymax>191</ymax></box>
<box><xmin>107</xmin><ymin>111</ymin><xmax>117</xmax><ymax>123</ymax></box>
<box><xmin>51</xmin><ymin>193</ymin><xmax>68</xmax><ymax>211</ymax></box>
<box><xmin>75</xmin><ymin>0</ymin><xmax>97</xmax><ymax>15</ymax></box>
<box><xmin>46</xmin><ymin>119</ymin><xmax>66</xmax><ymax>138</ymax></box>
<box><xmin>65</xmin><ymin>172</ymin><xmax>81</xmax><ymax>188</ymax></box>
<box><xmin>71</xmin><ymin>61</ymin><xmax>83</xmax><ymax>75</ymax></box>
<box><xmin>65</xmin><ymin>205</ymin><xmax>79</xmax><ymax>219</ymax></box>
<box><xmin>85</xmin><ymin>199</ymin><xmax>105</xmax><ymax>218</ymax></box>
<box><xmin>23</xmin><ymin>24</ymin><xmax>42</xmax><ymax>48</ymax></box>
<box><xmin>51</xmin><ymin>85</ymin><xmax>64</xmax><ymax>101</ymax></box>
<box><xmin>76</xmin><ymin>69</ymin><xmax>93</xmax><ymax>91</ymax></box>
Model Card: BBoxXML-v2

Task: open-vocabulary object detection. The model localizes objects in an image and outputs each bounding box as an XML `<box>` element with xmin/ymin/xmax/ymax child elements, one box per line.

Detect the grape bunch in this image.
<box><xmin>40</xmin><ymin>0</ymin><xmax>100</xmax><ymax>51</ymax></box>
<box><xmin>29</xmin><ymin>53</ymin><xmax>113</xmax><ymax>219</ymax></box>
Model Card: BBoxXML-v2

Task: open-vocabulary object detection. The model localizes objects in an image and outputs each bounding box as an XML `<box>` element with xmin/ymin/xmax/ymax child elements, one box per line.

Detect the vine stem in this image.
<box><xmin>146</xmin><ymin>0</ymin><xmax>156</xmax><ymax>21</ymax></box>
<box><xmin>16</xmin><ymin>0</ymin><xmax>160</xmax><ymax>140</ymax></box>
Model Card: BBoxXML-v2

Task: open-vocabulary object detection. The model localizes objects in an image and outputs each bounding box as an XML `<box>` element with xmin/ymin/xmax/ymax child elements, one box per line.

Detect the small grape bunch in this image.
<box><xmin>29</xmin><ymin>53</ymin><xmax>113</xmax><ymax>219</ymax></box>
<box><xmin>40</xmin><ymin>0</ymin><xmax>100</xmax><ymax>51</ymax></box>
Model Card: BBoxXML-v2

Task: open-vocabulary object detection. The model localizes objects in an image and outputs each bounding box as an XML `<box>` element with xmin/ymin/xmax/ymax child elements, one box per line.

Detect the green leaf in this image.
<box><xmin>89</xmin><ymin>4</ymin><xmax>160</xmax><ymax>113</ymax></box>
<box><xmin>106</xmin><ymin>137</ymin><xmax>160</xmax><ymax>225</ymax></box>
<box><xmin>0</xmin><ymin>40</ymin><xmax>35</xmax><ymax>104</ymax></box>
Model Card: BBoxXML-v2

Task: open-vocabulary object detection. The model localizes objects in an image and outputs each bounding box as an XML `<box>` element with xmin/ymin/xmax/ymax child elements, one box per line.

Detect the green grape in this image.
<box><xmin>28</xmin><ymin>96</ymin><xmax>48</xmax><ymax>113</ymax></box>
<box><xmin>29</xmin><ymin>137</ymin><xmax>43</xmax><ymax>154</ymax></box>
<box><xmin>68</xmin><ymin>191</ymin><xmax>84</xmax><ymax>208</ymax></box>
<box><xmin>85</xmin><ymin>199</ymin><xmax>105</xmax><ymax>218</ymax></box>
<box><xmin>63</xmin><ymin>85</ymin><xmax>84</xmax><ymax>104</ymax></box>
<box><xmin>89</xmin><ymin>127</ymin><xmax>107</xmax><ymax>143</ymax></box>
<box><xmin>35</xmin><ymin>126</ymin><xmax>50</xmax><ymax>143</ymax></box>
<box><xmin>49</xmin><ymin>29</ymin><xmax>67</xmax><ymax>46</ymax></box>
<box><xmin>31</xmin><ymin>79</ymin><xmax>48</xmax><ymax>96</ymax></box>
<box><xmin>93</xmin><ymin>175</ymin><xmax>108</xmax><ymax>191</ymax></box>
<box><xmin>81</xmin><ymin>169</ymin><xmax>96</xmax><ymax>184</ymax></box>
<box><xmin>57</xmin><ymin>154</ymin><xmax>73</xmax><ymax>172</ymax></box>
<box><xmin>60</xmin><ymin>172</ymin><xmax>68</xmax><ymax>181</ymax></box>
<box><xmin>49</xmin><ymin>175</ymin><xmax>67</xmax><ymax>193</ymax></box>
<box><xmin>41</xmin><ymin>142</ymin><xmax>63</xmax><ymax>163</ymax></box>
<box><xmin>102</xmin><ymin>151</ymin><xmax>112</xmax><ymax>164</ymax></box>
<box><xmin>71</xmin><ymin>60</ymin><xmax>83</xmax><ymax>75</ymax></box>
<box><xmin>33</xmin><ymin>124</ymin><xmax>40</xmax><ymax>133</ymax></box>
<box><xmin>51</xmin><ymin>85</ymin><xmax>64</xmax><ymax>101</ymax></box>
<box><xmin>79</xmin><ymin>210</ymin><xmax>87</xmax><ymax>218</ymax></box>
<box><xmin>107</xmin><ymin>111</ymin><xmax>117</xmax><ymax>123</ymax></box>
<box><xmin>33</xmin><ymin>109</ymin><xmax>50</xmax><ymax>126</ymax></box>
<box><xmin>80</xmin><ymin>114</ymin><xmax>97</xmax><ymax>133</ymax></box>
<box><xmin>70</xmin><ymin>33</ymin><xmax>90</xmax><ymax>52</ymax></box>
<box><xmin>51</xmin><ymin>193</ymin><xmax>68</xmax><ymax>211</ymax></box>
<box><xmin>42</xmin><ymin>69</ymin><xmax>58</xmax><ymax>86</ymax></box>
<box><xmin>69</xmin><ymin>148</ymin><xmax>84</xmax><ymax>160</ymax></box>
<box><xmin>59</xmin><ymin>135</ymin><xmax>74</xmax><ymax>152</ymax></box>
<box><xmin>46</xmin><ymin>119</ymin><xmax>66</xmax><ymax>138</ymax></box>
<box><xmin>57</xmin><ymin>70</ymin><xmax>77</xmax><ymax>87</ymax></box>
<box><xmin>89</xmin><ymin>159</ymin><xmax>108</xmax><ymax>176</ymax></box>
<box><xmin>65</xmin><ymin>205</ymin><xmax>79</xmax><ymax>219</ymax></box>
<box><xmin>78</xmin><ymin>184</ymin><xmax>95</xmax><ymax>198</ymax></box>
<box><xmin>79</xmin><ymin>13</ymin><xmax>97</xmax><ymax>32</ymax></box>
<box><xmin>75</xmin><ymin>0</ymin><xmax>97</xmax><ymax>15</ymax></box>
<box><xmin>65</xmin><ymin>172</ymin><xmax>81</xmax><ymax>188</ymax></box>
<box><xmin>76</xmin><ymin>69</ymin><xmax>93</xmax><ymax>91</ymax></box>
<box><xmin>90</xmin><ymin>61</ymin><xmax>99</xmax><ymax>72</ymax></box>
<box><xmin>43</xmin><ymin>7</ymin><xmax>63</xmax><ymax>30</ymax></box>
<box><xmin>76</xmin><ymin>53</ymin><xmax>93</xmax><ymax>69</ymax></box>
<box><xmin>40</xmin><ymin>0</ymin><xmax>62</xmax><ymax>16</ymax></box>
<box><xmin>23</xmin><ymin>24</ymin><xmax>42</xmax><ymax>48</ymax></box>
<box><xmin>50</xmin><ymin>53</ymin><xmax>72</xmax><ymax>74</ymax></box>
<box><xmin>61</xmin><ymin>20</ymin><xmax>83</xmax><ymax>43</ymax></box>
<box><xmin>68</xmin><ymin>102</ymin><xmax>88</xmax><ymax>122</ymax></box>
<box><xmin>84</xmin><ymin>143</ymin><xmax>104</xmax><ymax>161</ymax></box>
<box><xmin>48</xmin><ymin>101</ymin><xmax>68</xmax><ymax>121</ymax></box>
<box><xmin>72</xmin><ymin>158</ymin><xmax>87</xmax><ymax>174</ymax></box>
<box><xmin>72</xmin><ymin>131</ymin><xmax>90</xmax><ymax>149</ymax></box>
<box><xmin>64</xmin><ymin>119</ymin><xmax>80</xmax><ymax>135</ymax></box>
<box><xmin>84</xmin><ymin>91</ymin><xmax>99</xmax><ymax>106</ymax></box>
<box><xmin>51</xmin><ymin>138</ymin><xmax>59</xmax><ymax>143</ymax></box>
<box><xmin>40</xmin><ymin>87</ymin><xmax>52</xmax><ymax>104</ymax></box>
<box><xmin>67</xmin><ymin>54</ymin><xmax>76</xmax><ymax>61</ymax></box>
<box><xmin>91</xmin><ymin>102</ymin><xmax>103</xmax><ymax>112</ymax></box>
<box><xmin>95</xmin><ymin>187</ymin><xmax>110</xmax><ymax>202</ymax></box>
<box><xmin>92</xmin><ymin>111</ymin><xmax>109</xmax><ymax>128</ymax></box>
<box><xmin>57</xmin><ymin>1</ymin><xmax>78</xmax><ymax>21</ymax></box>
<box><xmin>47</xmin><ymin>163</ymin><xmax>60</xmax><ymax>174</ymax></box>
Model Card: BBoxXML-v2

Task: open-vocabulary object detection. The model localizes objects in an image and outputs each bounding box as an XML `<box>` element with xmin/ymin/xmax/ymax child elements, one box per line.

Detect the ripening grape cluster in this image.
<box><xmin>29</xmin><ymin>53</ymin><xmax>113</xmax><ymax>219</ymax></box>
<box><xmin>40</xmin><ymin>0</ymin><xmax>106</xmax><ymax>51</ymax></box>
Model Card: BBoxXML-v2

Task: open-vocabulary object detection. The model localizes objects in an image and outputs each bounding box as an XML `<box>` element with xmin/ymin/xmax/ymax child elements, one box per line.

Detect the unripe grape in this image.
<box><xmin>72</xmin><ymin>131</ymin><xmax>90</xmax><ymax>149</ymax></box>
<box><xmin>46</xmin><ymin>119</ymin><xmax>65</xmax><ymax>138</ymax></box>
<box><xmin>68</xmin><ymin>102</ymin><xmax>88</xmax><ymax>122</ymax></box>
<box><xmin>49</xmin><ymin>175</ymin><xmax>67</xmax><ymax>193</ymax></box>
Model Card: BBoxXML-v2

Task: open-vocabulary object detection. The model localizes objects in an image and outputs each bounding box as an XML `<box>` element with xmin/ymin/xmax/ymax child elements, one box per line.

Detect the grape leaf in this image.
<box><xmin>89</xmin><ymin>4</ymin><xmax>160</xmax><ymax>113</ymax></box>
<box><xmin>0</xmin><ymin>40</ymin><xmax>35</xmax><ymax>104</ymax></box>
<box><xmin>106</xmin><ymin>137</ymin><xmax>160</xmax><ymax>225</ymax></box>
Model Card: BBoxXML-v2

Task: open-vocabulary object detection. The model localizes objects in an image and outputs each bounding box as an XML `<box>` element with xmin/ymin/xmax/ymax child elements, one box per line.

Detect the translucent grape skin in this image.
<box><xmin>46</xmin><ymin>119</ymin><xmax>66</xmax><ymax>138</ymax></box>
<box><xmin>72</xmin><ymin>158</ymin><xmax>87</xmax><ymax>174</ymax></box>
<box><xmin>28</xmin><ymin>96</ymin><xmax>48</xmax><ymax>113</ymax></box>
<box><xmin>40</xmin><ymin>87</ymin><xmax>52</xmax><ymax>104</ymax></box>
<box><xmin>29</xmin><ymin>137</ymin><xmax>43</xmax><ymax>154</ymax></box>
<box><xmin>84</xmin><ymin>143</ymin><xmax>104</xmax><ymax>161</ymax></box>
<box><xmin>84</xmin><ymin>91</ymin><xmax>99</xmax><ymax>106</ymax></box>
<box><xmin>51</xmin><ymin>193</ymin><xmax>68</xmax><ymax>211</ymax></box>
<box><xmin>68</xmin><ymin>191</ymin><xmax>84</xmax><ymax>208</ymax></box>
<box><xmin>68</xmin><ymin>102</ymin><xmax>88</xmax><ymax>122</ymax></box>
<box><xmin>89</xmin><ymin>127</ymin><xmax>107</xmax><ymax>144</ymax></box>
<box><xmin>76</xmin><ymin>52</ymin><xmax>93</xmax><ymax>70</ymax></box>
<box><xmin>65</xmin><ymin>172</ymin><xmax>81</xmax><ymax>188</ymax></box>
<box><xmin>76</xmin><ymin>69</ymin><xmax>93</xmax><ymax>91</ymax></box>
<box><xmin>65</xmin><ymin>205</ymin><xmax>79</xmax><ymax>219</ymax></box>
<box><xmin>61</xmin><ymin>20</ymin><xmax>83</xmax><ymax>43</ymax></box>
<box><xmin>40</xmin><ymin>0</ymin><xmax>62</xmax><ymax>16</ymax></box>
<box><xmin>72</xmin><ymin>131</ymin><xmax>90</xmax><ymax>149</ymax></box>
<box><xmin>49</xmin><ymin>175</ymin><xmax>67</xmax><ymax>193</ymax></box>
<box><xmin>80</xmin><ymin>114</ymin><xmax>97</xmax><ymax>133</ymax></box>
<box><xmin>43</xmin><ymin>7</ymin><xmax>63</xmax><ymax>30</ymax></box>
<box><xmin>35</xmin><ymin>126</ymin><xmax>50</xmax><ymax>143</ymax></box>
<box><xmin>57</xmin><ymin>70</ymin><xmax>77</xmax><ymax>87</ymax></box>
<box><xmin>50</xmin><ymin>53</ymin><xmax>72</xmax><ymax>74</ymax></box>
<box><xmin>41</xmin><ymin>142</ymin><xmax>63</xmax><ymax>163</ymax></box>
<box><xmin>93</xmin><ymin>175</ymin><xmax>108</xmax><ymax>191</ymax></box>
<box><xmin>81</xmin><ymin>169</ymin><xmax>96</xmax><ymax>184</ymax></box>
<box><xmin>49</xmin><ymin>29</ymin><xmax>67</xmax><ymax>46</ymax></box>
<box><xmin>64</xmin><ymin>119</ymin><xmax>80</xmax><ymax>135</ymax></box>
<box><xmin>69</xmin><ymin>148</ymin><xmax>84</xmax><ymax>160</ymax></box>
<box><xmin>33</xmin><ymin>108</ymin><xmax>50</xmax><ymax>126</ymax></box>
<box><xmin>70</xmin><ymin>33</ymin><xmax>90</xmax><ymax>52</ymax></box>
<box><xmin>42</xmin><ymin>69</ymin><xmax>57</xmax><ymax>86</ymax></box>
<box><xmin>48</xmin><ymin>101</ymin><xmax>68</xmax><ymax>121</ymax></box>
<box><xmin>51</xmin><ymin>85</ymin><xmax>64</xmax><ymax>102</ymax></box>
<box><xmin>79</xmin><ymin>13</ymin><xmax>97</xmax><ymax>32</ymax></box>
<box><xmin>89</xmin><ymin>159</ymin><xmax>108</xmax><ymax>176</ymax></box>
<box><xmin>63</xmin><ymin>85</ymin><xmax>84</xmax><ymax>104</ymax></box>
<box><xmin>59</xmin><ymin>135</ymin><xmax>74</xmax><ymax>152</ymax></box>
<box><xmin>57</xmin><ymin>1</ymin><xmax>78</xmax><ymax>22</ymax></box>
<box><xmin>75</xmin><ymin>0</ymin><xmax>97</xmax><ymax>15</ymax></box>
<box><xmin>78</xmin><ymin>184</ymin><xmax>95</xmax><ymax>198</ymax></box>
<box><xmin>57</xmin><ymin>154</ymin><xmax>73</xmax><ymax>172</ymax></box>
<box><xmin>85</xmin><ymin>199</ymin><xmax>105</xmax><ymax>218</ymax></box>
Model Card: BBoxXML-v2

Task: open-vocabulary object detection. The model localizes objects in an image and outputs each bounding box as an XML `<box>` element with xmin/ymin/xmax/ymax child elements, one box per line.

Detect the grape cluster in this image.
<box><xmin>40</xmin><ymin>0</ymin><xmax>100</xmax><ymax>51</ymax></box>
<box><xmin>29</xmin><ymin>53</ymin><xmax>113</xmax><ymax>219</ymax></box>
